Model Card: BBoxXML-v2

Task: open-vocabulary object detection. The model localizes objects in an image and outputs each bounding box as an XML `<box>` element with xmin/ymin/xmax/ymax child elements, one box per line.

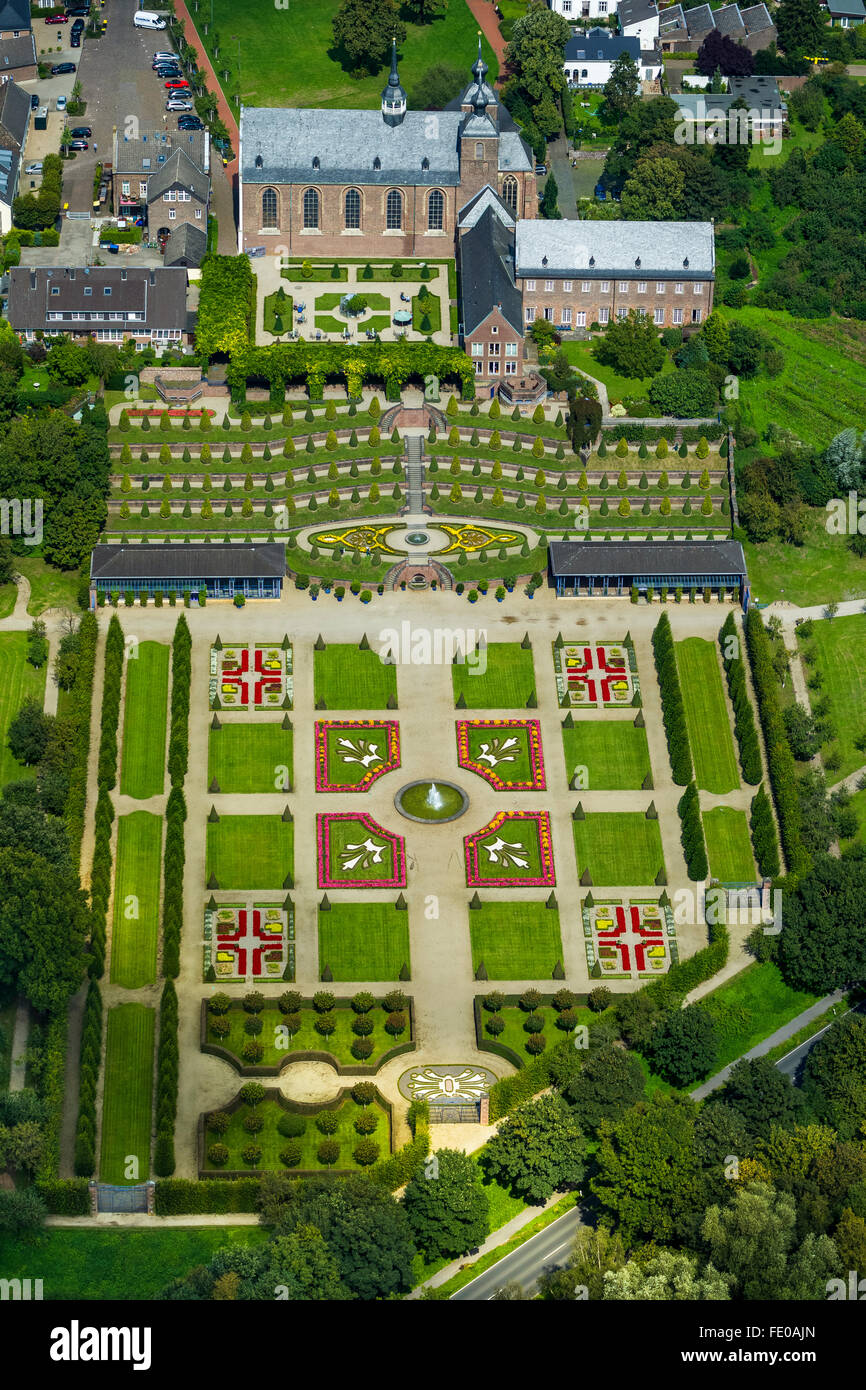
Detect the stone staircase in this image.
<box><xmin>404</xmin><ymin>434</ymin><xmax>426</xmax><ymax>514</ymax></box>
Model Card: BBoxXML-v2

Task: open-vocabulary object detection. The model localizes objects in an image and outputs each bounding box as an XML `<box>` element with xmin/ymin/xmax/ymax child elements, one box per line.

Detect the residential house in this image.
<box><xmin>617</xmin><ymin>0</ymin><xmax>661</xmax><ymax>49</ymax></box>
<box><xmin>458</xmin><ymin>189</ymin><xmax>525</xmax><ymax>387</ymax></box>
<box><xmin>0</xmin><ymin>79</ymin><xmax>29</xmax><ymax>232</ymax></box>
<box><xmin>112</xmin><ymin>127</ymin><xmax>209</xmax><ymax>221</ymax></box>
<box><xmin>7</xmin><ymin>265</ymin><xmax>192</xmax><ymax>345</ymax></box>
<box><xmin>658</xmin><ymin>1</ymin><xmax>775</xmax><ymax>52</ymax></box>
<box><xmin>672</xmin><ymin>75</ymin><xmax>786</xmax><ymax>144</ymax></box>
<box><xmin>564</xmin><ymin>28</ymin><xmax>662</xmax><ymax>87</ymax></box>
<box><xmin>821</xmin><ymin>0</ymin><xmax>866</xmax><ymax>26</ymax></box>
<box><xmin>146</xmin><ymin>147</ymin><xmax>210</xmax><ymax>265</ymax></box>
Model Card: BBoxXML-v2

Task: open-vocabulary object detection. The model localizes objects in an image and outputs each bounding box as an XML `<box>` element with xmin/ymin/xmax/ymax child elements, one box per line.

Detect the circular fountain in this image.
<box><xmin>394</xmin><ymin>779</ymin><xmax>469</xmax><ymax>823</ymax></box>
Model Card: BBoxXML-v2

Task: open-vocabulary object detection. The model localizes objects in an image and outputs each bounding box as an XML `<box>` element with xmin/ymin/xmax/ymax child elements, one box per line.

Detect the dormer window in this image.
<box><xmin>255</xmin><ymin>154</ymin><xmax>263</xmax><ymax>169</ymax></box>
<box><xmin>542</xmin><ymin>255</ymin><xmax>548</xmax><ymax>266</ymax></box>
<box><xmin>421</xmin><ymin>156</ymin><xmax>429</xmax><ymax>170</ymax></box>
<box><xmin>635</xmin><ymin>256</ymin><xmax>641</xmax><ymax>267</ymax></box>
<box><xmin>589</xmin><ymin>256</ymin><xmax>595</xmax><ymax>267</ymax></box>
<box><xmin>312</xmin><ymin>156</ymin><xmax>320</xmax><ymax>169</ymax></box>
<box><xmin>683</xmin><ymin>256</ymin><xmax>689</xmax><ymax>267</ymax></box>
<box><xmin>373</xmin><ymin>156</ymin><xmax>381</xmax><ymax>170</ymax></box>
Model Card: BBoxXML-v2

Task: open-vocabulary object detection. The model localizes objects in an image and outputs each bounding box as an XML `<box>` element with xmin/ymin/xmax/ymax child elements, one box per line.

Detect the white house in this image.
<box><xmin>564</xmin><ymin>28</ymin><xmax>662</xmax><ymax>87</ymax></box>
<box><xmin>616</xmin><ymin>0</ymin><xmax>660</xmax><ymax>49</ymax></box>
<box><xmin>548</xmin><ymin>0</ymin><xmax>617</xmax><ymax>19</ymax></box>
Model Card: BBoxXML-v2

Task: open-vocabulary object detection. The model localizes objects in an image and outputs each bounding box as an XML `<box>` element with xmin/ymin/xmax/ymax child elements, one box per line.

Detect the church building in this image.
<box><xmin>238</xmin><ymin>39</ymin><xmax>537</xmax><ymax>259</ymax></box>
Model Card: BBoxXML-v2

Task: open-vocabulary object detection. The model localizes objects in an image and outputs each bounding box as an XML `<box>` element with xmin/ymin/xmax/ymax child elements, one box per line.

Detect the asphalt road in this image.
<box><xmin>451</xmin><ymin>1208</ymin><xmax>582</xmax><ymax>1300</ymax></box>
<box><xmin>775</xmin><ymin>1000</ymin><xmax>865</xmax><ymax>1081</ymax></box>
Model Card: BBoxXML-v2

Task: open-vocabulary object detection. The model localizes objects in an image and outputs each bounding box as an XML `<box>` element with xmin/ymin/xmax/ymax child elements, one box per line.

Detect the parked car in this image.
<box><xmin>65</xmin><ymin>139</ymin><xmax>89</xmax><ymax>151</ymax></box>
<box><xmin>164</xmin><ymin>79</ymin><xmax>190</xmax><ymax>90</ymax></box>
<box><xmin>535</xmin><ymin>164</ymin><xmax>547</xmax><ymax>176</ymax></box>
<box><xmin>70</xmin><ymin>30</ymin><xmax>81</xmax><ymax>45</ymax></box>
<box><xmin>24</xmin><ymin>161</ymin><xmax>43</xmax><ymax>175</ymax></box>
<box><xmin>155</xmin><ymin>67</ymin><xmax>182</xmax><ymax>78</ymax></box>
<box><xmin>45</xmin><ymin>12</ymin><xmax>69</xmax><ymax>22</ymax></box>
<box><xmin>165</xmin><ymin>97</ymin><xmax>193</xmax><ymax>111</ymax></box>
<box><xmin>69</xmin><ymin>126</ymin><xmax>92</xmax><ymax>138</ymax></box>
<box><xmin>30</xmin><ymin>93</ymin><xmax>39</xmax><ymax>110</ymax></box>
<box><xmin>51</xmin><ymin>62</ymin><xmax>77</xmax><ymax>75</ymax></box>
<box><xmin>56</xmin><ymin>94</ymin><xmax>67</xmax><ymax>111</ymax></box>
<box><xmin>152</xmin><ymin>51</ymin><xmax>176</xmax><ymax>62</ymax></box>
<box><xmin>71</xmin><ymin>16</ymin><xmax>85</xmax><ymax>29</ymax></box>
<box><xmin>177</xmin><ymin>116</ymin><xmax>203</xmax><ymax>130</ymax></box>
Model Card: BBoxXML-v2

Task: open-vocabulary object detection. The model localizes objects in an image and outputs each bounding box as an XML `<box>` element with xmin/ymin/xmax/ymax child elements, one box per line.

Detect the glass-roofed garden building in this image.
<box><xmin>548</xmin><ymin>540</ymin><xmax>748</xmax><ymax>604</ymax></box>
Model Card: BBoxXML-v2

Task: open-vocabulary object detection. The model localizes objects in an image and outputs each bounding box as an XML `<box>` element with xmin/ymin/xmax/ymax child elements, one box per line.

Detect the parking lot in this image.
<box><xmin>18</xmin><ymin>0</ymin><xmax>217</xmax><ymax>253</ymax></box>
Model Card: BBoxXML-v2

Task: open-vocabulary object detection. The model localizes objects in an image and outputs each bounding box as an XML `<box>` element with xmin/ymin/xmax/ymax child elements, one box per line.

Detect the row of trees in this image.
<box><xmin>719</xmin><ymin>611</ymin><xmax>764</xmax><ymax>784</ymax></box>
<box><xmin>154</xmin><ymin>981</ymin><xmax>178</xmax><ymax>1178</ymax></box>
<box><xmin>744</xmin><ymin>610</ymin><xmax>808</xmax><ymax>877</ymax></box>
<box><xmin>678</xmin><ymin>782</ymin><xmax>708</xmax><ymax>881</ymax></box>
<box><xmin>90</xmin><ymin>616</ymin><xmax>125</xmax><ymax>976</ymax></box>
<box><xmin>651</xmin><ymin>612</ymin><xmax>693</xmax><ymax>785</ymax></box>
<box><xmin>73</xmin><ymin>981</ymin><xmax>102</xmax><ymax>1176</ymax></box>
<box><xmin>162</xmin><ymin>616</ymin><xmax>191</xmax><ymax>979</ymax></box>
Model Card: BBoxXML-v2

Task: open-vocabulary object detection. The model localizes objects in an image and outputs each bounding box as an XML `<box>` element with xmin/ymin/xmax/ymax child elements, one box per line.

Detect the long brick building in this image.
<box><xmin>238</xmin><ymin>38</ymin><xmax>537</xmax><ymax>258</ymax></box>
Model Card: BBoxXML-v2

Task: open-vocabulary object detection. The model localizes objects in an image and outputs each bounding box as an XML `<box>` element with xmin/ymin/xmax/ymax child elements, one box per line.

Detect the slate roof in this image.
<box><xmin>147</xmin><ymin>147</ymin><xmax>209</xmax><ymax>204</ymax></box>
<box><xmin>241</xmin><ymin>107</ymin><xmax>464</xmax><ymax>186</ymax></box>
<box><xmin>0</xmin><ymin>32</ymin><xmax>35</xmax><ymax>73</ymax></box>
<box><xmin>740</xmin><ymin>2</ymin><xmax>774</xmax><ymax>29</ymax></box>
<box><xmin>825</xmin><ymin>0</ymin><xmax>866</xmax><ymax>13</ymax></box>
<box><xmin>549</xmin><ymin>540</ymin><xmax>747</xmax><ymax>579</ymax></box>
<box><xmin>460</xmin><ymin>205</ymin><xmax>522</xmax><ymax>336</ymax></box>
<box><xmin>565</xmin><ymin>29</ymin><xmax>641</xmax><ymax>61</ymax></box>
<box><xmin>8</xmin><ymin>266</ymin><xmax>188</xmax><ymax>332</ymax></box>
<box><xmin>0</xmin><ymin>146</ymin><xmax>16</xmax><ymax>206</ymax></box>
<box><xmin>458</xmin><ymin>182</ymin><xmax>515</xmax><ymax>230</ymax></box>
<box><xmin>617</xmin><ymin>0</ymin><xmax>659</xmax><ymax>27</ymax></box>
<box><xmin>90</xmin><ymin>542</ymin><xmax>286</xmax><ymax>582</ymax></box>
<box><xmin>163</xmin><ymin>221</ymin><xmax>207</xmax><ymax>268</ymax></box>
<box><xmin>514</xmin><ymin>219</ymin><xmax>715</xmax><ymax>278</ymax></box>
<box><xmin>713</xmin><ymin>3</ymin><xmax>746</xmax><ymax>35</ymax></box>
<box><xmin>685</xmin><ymin>3</ymin><xmax>716</xmax><ymax>35</ymax></box>
<box><xmin>659</xmin><ymin>2</ymin><xmax>686</xmax><ymax>30</ymax></box>
<box><xmin>0</xmin><ymin>0</ymin><xmax>30</xmax><ymax>30</ymax></box>
<box><xmin>0</xmin><ymin>77</ymin><xmax>28</xmax><ymax>152</ymax></box>
<box><xmin>115</xmin><ymin>128</ymin><xmax>208</xmax><ymax>176</ymax></box>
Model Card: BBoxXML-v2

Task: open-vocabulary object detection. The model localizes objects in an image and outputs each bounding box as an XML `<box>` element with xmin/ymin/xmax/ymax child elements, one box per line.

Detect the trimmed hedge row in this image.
<box><xmin>161</xmin><ymin>617</ymin><xmax>191</xmax><ymax>980</ymax></box>
<box><xmin>744</xmin><ymin>609</ymin><xmax>808</xmax><ymax>878</ymax></box>
<box><xmin>167</xmin><ymin>615</ymin><xmax>191</xmax><ymax>787</ymax></box>
<box><xmin>488</xmin><ymin>1050</ymin><xmax>554</xmax><ymax>1123</ymax></box>
<box><xmin>64</xmin><ymin>612</ymin><xmax>98</xmax><ymax>867</ymax></box>
<box><xmin>36</xmin><ymin>1012</ymin><xmax>68</xmax><ymax>1180</ymax></box>
<box><xmin>35</xmin><ymin>1179</ymin><xmax>91</xmax><ymax>1216</ymax></box>
<box><xmin>679</xmin><ymin>781</ymin><xmax>708</xmax><ymax>881</ymax></box>
<box><xmin>89</xmin><ymin>616</ymin><xmax>125</xmax><ymax>977</ymax></box>
<box><xmin>154</xmin><ymin>1178</ymin><xmax>262</xmax><ymax>1215</ymax></box>
<box><xmin>719</xmin><ymin>612</ymin><xmax>762</xmax><ymax>785</ymax></box>
<box><xmin>652</xmin><ymin>612</ymin><xmax>694</xmax><ymax>785</ymax></box>
<box><xmin>750</xmin><ymin>783</ymin><xmax>781</xmax><ymax>878</ymax></box>
<box><xmin>73</xmin><ymin>980</ymin><xmax>102</xmax><ymax>1177</ymax></box>
<box><xmin>602</xmin><ymin>424</ymin><xmax>725</xmax><ymax>446</ymax></box>
<box><xmin>371</xmin><ymin>1099</ymin><xmax>430</xmax><ymax>1191</ymax></box>
<box><xmin>154</xmin><ymin>980</ymin><xmax>178</xmax><ymax>1177</ymax></box>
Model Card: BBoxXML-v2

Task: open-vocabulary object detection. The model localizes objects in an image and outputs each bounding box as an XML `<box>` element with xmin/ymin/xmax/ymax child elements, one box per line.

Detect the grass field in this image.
<box><xmin>119</xmin><ymin>642</ymin><xmax>169</xmax><ymax>799</ymax></box>
<box><xmin>699</xmin><ymin>962</ymin><xmax>818</xmax><ymax>1075</ymax></box>
<box><xmin>0</xmin><ymin>584</ymin><xmax>15</xmax><ymax>619</ymax></box>
<box><xmin>14</xmin><ymin>555</ymin><xmax>82</xmax><ymax>616</ymax></box>
<box><xmin>188</xmin><ymin>0</ymin><xmax>498</xmax><ymax>111</ymax></box>
<box><xmin>314</xmin><ymin>644</ymin><xmax>398</xmax><ymax>710</ymax></box>
<box><xmin>703</xmin><ymin>806</ymin><xmax>755</xmax><ymax>883</ymax></box>
<box><xmin>469</xmin><ymin>901</ymin><xmax>564</xmax><ymax>980</ymax></box>
<box><xmin>561</xmin><ymin>718</ymin><xmax>652</xmax><ymax>790</ymax></box>
<box><xmin>573</xmin><ymin>812</ymin><xmax>665</xmax><ymax>886</ymax></box>
<box><xmin>797</xmin><ymin>614</ymin><xmax>866</xmax><ymax>780</ymax></box>
<box><xmin>202</xmin><ymin>1096</ymin><xmax>391</xmax><ymax>1174</ymax></box>
<box><xmin>0</xmin><ymin>1227</ymin><xmax>268</xmax><ymax>1300</ymax></box>
<box><xmin>206</xmin><ymin>1003</ymin><xmax>403</xmax><ymax>1068</ymax></box>
<box><xmin>562</xmin><ymin>337</ymin><xmax>676</xmax><ymax>402</ymax></box>
<box><xmin>0</xmin><ymin>631</ymin><xmax>47</xmax><ymax>786</ymax></box>
<box><xmin>110</xmin><ymin>812</ymin><xmax>163</xmax><ymax>989</ymax></box>
<box><xmin>206</xmin><ymin>816</ymin><xmax>293</xmax><ymax>890</ymax></box>
<box><xmin>317</xmin><ymin>902</ymin><xmax>410</xmax><ymax>981</ymax></box>
<box><xmin>743</xmin><ymin>507</ymin><xmax>866</xmax><ymax>606</ymax></box>
<box><xmin>208</xmin><ymin>722</ymin><xmax>293</xmax><ymax>794</ymax></box>
<box><xmin>453</xmin><ymin>642</ymin><xmax>537</xmax><ymax>709</ymax></box>
<box><xmin>100</xmin><ymin>1003</ymin><xmax>155</xmax><ymax>1185</ymax></box>
<box><xmin>728</xmin><ymin>308</ymin><xmax>866</xmax><ymax>451</ymax></box>
<box><xmin>675</xmin><ymin>638</ymin><xmax>740</xmax><ymax>793</ymax></box>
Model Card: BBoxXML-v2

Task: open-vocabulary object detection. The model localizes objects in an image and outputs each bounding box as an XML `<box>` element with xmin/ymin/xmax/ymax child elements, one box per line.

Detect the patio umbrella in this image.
<box><xmin>393</xmin><ymin>310</ymin><xmax>412</xmax><ymax>325</ymax></box>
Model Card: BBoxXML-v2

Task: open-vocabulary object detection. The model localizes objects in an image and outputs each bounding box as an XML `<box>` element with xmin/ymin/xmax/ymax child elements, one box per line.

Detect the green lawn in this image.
<box><xmin>699</xmin><ymin>962</ymin><xmax>819</xmax><ymax>1075</ymax></box>
<box><xmin>110</xmin><ymin>812</ymin><xmax>163</xmax><ymax>989</ymax></box>
<box><xmin>675</xmin><ymin>637</ymin><xmax>740</xmax><ymax>794</ymax></box>
<box><xmin>206</xmin><ymin>815</ymin><xmax>294</xmax><ymax>890</ymax></box>
<box><xmin>561</xmin><ymin>337</ymin><xmax>676</xmax><ymax>402</ymax></box>
<box><xmin>187</xmin><ymin>0</ymin><xmax>498</xmax><ymax>110</ymax></box>
<box><xmin>100</xmin><ymin>1003</ymin><xmax>155</xmax><ymax>1184</ymax></box>
<box><xmin>0</xmin><ymin>631</ymin><xmax>47</xmax><ymax>786</ymax></box>
<box><xmin>727</xmin><ymin>308</ymin><xmax>866</xmax><ymax>451</ymax></box>
<box><xmin>314</xmin><ymin>643</ymin><xmax>398</xmax><ymax>709</ymax></box>
<box><xmin>208</xmin><ymin>722</ymin><xmax>293</xmax><ymax>794</ymax></box>
<box><xmin>315</xmin><ymin>292</ymin><xmax>389</xmax><ymax>312</ymax></box>
<box><xmin>0</xmin><ymin>583</ymin><xmax>16</xmax><ymax>619</ymax></box>
<box><xmin>263</xmin><ymin>289</ymin><xmax>293</xmax><ymax>336</ymax></box>
<box><xmin>317</xmin><ymin>902</ymin><xmax>410</xmax><ymax>981</ymax></box>
<box><xmin>703</xmin><ymin>806</ymin><xmax>755</xmax><ymax>883</ymax></box>
<box><xmin>561</xmin><ymin>718</ymin><xmax>651</xmax><ymax>790</ymax></box>
<box><xmin>453</xmin><ymin>642</ymin><xmax>536</xmax><ymax>709</ymax></box>
<box><xmin>797</xmin><ymin>614</ymin><xmax>866</xmax><ymax>780</ymax></box>
<box><xmin>744</xmin><ymin>507</ymin><xmax>866</xmax><ymax>606</ymax></box>
<box><xmin>0</xmin><ymin>1226</ymin><xmax>268</xmax><ymax>1300</ymax></box>
<box><xmin>205</xmin><ymin>1002</ymin><xmax>405</xmax><ymax>1069</ymax></box>
<box><xmin>573</xmin><ymin>812</ymin><xmax>665</xmax><ymax>887</ymax></box>
<box><xmin>469</xmin><ymin>901</ymin><xmax>564</xmax><ymax>980</ymax></box>
<box><xmin>14</xmin><ymin>555</ymin><xmax>81</xmax><ymax>616</ymax></box>
<box><xmin>486</xmin><ymin>1004</ymin><xmax>596</xmax><ymax>1061</ymax></box>
<box><xmin>202</xmin><ymin>1095</ymin><xmax>391</xmax><ymax>1173</ymax></box>
<box><xmin>412</xmin><ymin>291</ymin><xmax>442</xmax><ymax>334</ymax></box>
<box><xmin>119</xmin><ymin>641</ymin><xmax>169</xmax><ymax>798</ymax></box>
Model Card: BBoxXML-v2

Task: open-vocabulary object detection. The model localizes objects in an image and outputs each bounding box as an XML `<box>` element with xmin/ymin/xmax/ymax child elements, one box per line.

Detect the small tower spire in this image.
<box><xmin>381</xmin><ymin>36</ymin><xmax>407</xmax><ymax>127</ymax></box>
<box><xmin>472</xmin><ymin>31</ymin><xmax>488</xmax><ymax>87</ymax></box>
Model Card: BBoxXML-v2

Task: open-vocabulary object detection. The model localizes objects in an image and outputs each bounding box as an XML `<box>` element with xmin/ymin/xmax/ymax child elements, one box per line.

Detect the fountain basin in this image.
<box><xmin>394</xmin><ymin>779</ymin><xmax>469</xmax><ymax>824</ymax></box>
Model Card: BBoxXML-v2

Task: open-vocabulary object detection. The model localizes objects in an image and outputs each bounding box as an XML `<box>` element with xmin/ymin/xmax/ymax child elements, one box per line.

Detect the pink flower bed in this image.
<box><xmin>317</xmin><ymin>812</ymin><xmax>407</xmax><ymax>889</ymax></box>
<box><xmin>455</xmin><ymin>718</ymin><xmax>546</xmax><ymax>791</ymax></box>
<box><xmin>314</xmin><ymin>720</ymin><xmax>401</xmax><ymax>793</ymax></box>
<box><xmin>464</xmin><ymin>810</ymin><xmax>555</xmax><ymax>888</ymax></box>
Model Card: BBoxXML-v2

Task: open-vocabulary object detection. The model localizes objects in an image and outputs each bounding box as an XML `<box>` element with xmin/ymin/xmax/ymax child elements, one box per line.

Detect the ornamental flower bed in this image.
<box><xmin>204</xmin><ymin>900</ymin><xmax>290</xmax><ymax>982</ymax></box>
<box><xmin>553</xmin><ymin>640</ymin><xmax>637</xmax><ymax>707</ymax></box>
<box><xmin>583</xmin><ymin>899</ymin><xmax>676</xmax><ymax>978</ymax></box>
<box><xmin>210</xmin><ymin>642</ymin><xmax>292</xmax><ymax>710</ymax></box>
<box><xmin>126</xmin><ymin>408</ymin><xmax>215</xmax><ymax>420</ymax></box>
<box><xmin>464</xmin><ymin>811</ymin><xmax>555</xmax><ymax>887</ymax></box>
<box><xmin>317</xmin><ymin>812</ymin><xmax>407</xmax><ymax>889</ymax></box>
<box><xmin>456</xmin><ymin>718</ymin><xmax>545</xmax><ymax>791</ymax></box>
<box><xmin>315</xmin><ymin>720</ymin><xmax>400</xmax><ymax>792</ymax></box>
